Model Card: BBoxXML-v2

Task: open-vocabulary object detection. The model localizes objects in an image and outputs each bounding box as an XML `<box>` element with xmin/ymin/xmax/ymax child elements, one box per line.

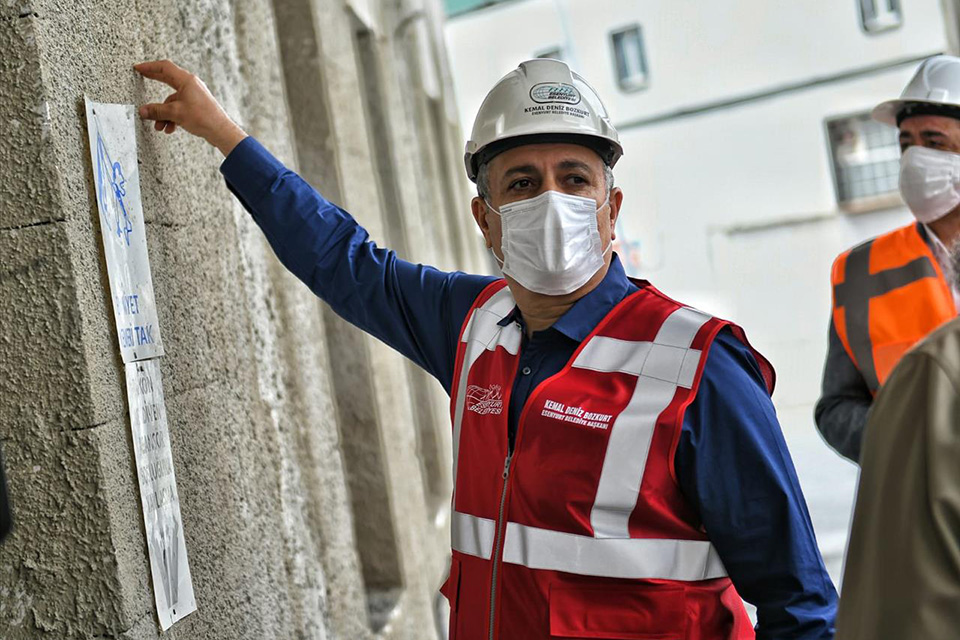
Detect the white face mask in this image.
<box><xmin>486</xmin><ymin>190</ymin><xmax>611</xmax><ymax>296</ymax></box>
<box><xmin>899</xmin><ymin>145</ymin><xmax>960</xmax><ymax>224</ymax></box>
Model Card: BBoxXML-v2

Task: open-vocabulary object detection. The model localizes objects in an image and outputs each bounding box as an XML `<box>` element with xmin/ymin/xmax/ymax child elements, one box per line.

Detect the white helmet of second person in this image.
<box><xmin>464</xmin><ymin>58</ymin><xmax>623</xmax><ymax>182</ymax></box>
<box><xmin>873</xmin><ymin>55</ymin><xmax>960</xmax><ymax>126</ymax></box>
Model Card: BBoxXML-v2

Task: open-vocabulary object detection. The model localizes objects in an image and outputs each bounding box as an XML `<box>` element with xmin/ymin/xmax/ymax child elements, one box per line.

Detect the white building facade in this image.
<box><xmin>445</xmin><ymin>0</ymin><xmax>959</xmax><ymax>585</ymax></box>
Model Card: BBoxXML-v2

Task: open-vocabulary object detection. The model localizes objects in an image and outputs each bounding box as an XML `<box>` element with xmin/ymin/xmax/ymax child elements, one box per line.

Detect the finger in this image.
<box><xmin>164</xmin><ymin>122</ymin><xmax>177</xmax><ymax>134</ymax></box>
<box><xmin>138</xmin><ymin>102</ymin><xmax>179</xmax><ymax>123</ymax></box>
<box><xmin>152</xmin><ymin>93</ymin><xmax>178</xmax><ymax>131</ymax></box>
<box><xmin>133</xmin><ymin>60</ymin><xmax>191</xmax><ymax>90</ymax></box>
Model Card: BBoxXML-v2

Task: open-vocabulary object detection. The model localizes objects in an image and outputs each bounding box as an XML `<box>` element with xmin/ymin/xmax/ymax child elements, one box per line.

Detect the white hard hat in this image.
<box><xmin>873</xmin><ymin>55</ymin><xmax>960</xmax><ymax>126</ymax></box>
<box><xmin>464</xmin><ymin>58</ymin><xmax>623</xmax><ymax>182</ymax></box>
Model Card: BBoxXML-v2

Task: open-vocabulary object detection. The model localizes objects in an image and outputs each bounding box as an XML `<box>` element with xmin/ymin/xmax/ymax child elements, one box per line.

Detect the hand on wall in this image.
<box><xmin>134</xmin><ymin>60</ymin><xmax>248</xmax><ymax>156</ymax></box>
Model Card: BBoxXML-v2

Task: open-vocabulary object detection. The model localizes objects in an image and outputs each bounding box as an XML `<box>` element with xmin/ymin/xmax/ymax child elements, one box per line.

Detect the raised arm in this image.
<box><xmin>134</xmin><ymin>60</ymin><xmax>495</xmax><ymax>390</ymax></box>
<box><xmin>218</xmin><ymin>138</ymin><xmax>494</xmax><ymax>388</ymax></box>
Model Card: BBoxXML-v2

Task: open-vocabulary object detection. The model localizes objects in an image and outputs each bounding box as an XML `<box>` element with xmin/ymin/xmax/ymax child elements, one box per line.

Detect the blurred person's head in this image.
<box><xmin>873</xmin><ymin>56</ymin><xmax>960</xmax><ymax>231</ymax></box>
<box><xmin>465</xmin><ymin>59</ymin><xmax>624</xmax><ymax>300</ymax></box>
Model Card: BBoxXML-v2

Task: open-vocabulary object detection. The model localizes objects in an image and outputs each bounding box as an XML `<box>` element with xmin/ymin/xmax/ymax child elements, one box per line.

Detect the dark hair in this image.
<box><xmin>897</xmin><ymin>103</ymin><xmax>960</xmax><ymax>127</ymax></box>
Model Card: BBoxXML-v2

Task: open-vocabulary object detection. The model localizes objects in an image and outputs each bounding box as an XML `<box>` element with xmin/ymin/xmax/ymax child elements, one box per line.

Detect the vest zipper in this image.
<box><xmin>487</xmin><ymin>453</ymin><xmax>512</xmax><ymax>640</ymax></box>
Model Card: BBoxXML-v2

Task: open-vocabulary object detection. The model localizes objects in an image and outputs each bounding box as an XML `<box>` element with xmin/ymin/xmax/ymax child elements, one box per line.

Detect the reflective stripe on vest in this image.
<box><xmin>832</xmin><ymin>224</ymin><xmax>954</xmax><ymax>393</ymax></box>
<box><xmin>452</xmin><ymin>511</ymin><xmax>727</xmax><ymax>581</ymax></box>
<box><xmin>451</xmin><ymin>510</ymin><xmax>495</xmax><ymax>559</ymax></box>
<box><xmin>451</xmin><ymin>287</ymin><xmax>521</xmax><ymax>499</ymax></box>
<box><xmin>572</xmin><ymin>306</ymin><xmax>711</xmax><ymax>539</ymax></box>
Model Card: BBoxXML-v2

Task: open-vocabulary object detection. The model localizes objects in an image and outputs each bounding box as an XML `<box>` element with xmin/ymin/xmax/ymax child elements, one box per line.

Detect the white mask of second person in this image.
<box><xmin>899</xmin><ymin>145</ymin><xmax>960</xmax><ymax>224</ymax></box>
<box><xmin>486</xmin><ymin>190</ymin><xmax>611</xmax><ymax>296</ymax></box>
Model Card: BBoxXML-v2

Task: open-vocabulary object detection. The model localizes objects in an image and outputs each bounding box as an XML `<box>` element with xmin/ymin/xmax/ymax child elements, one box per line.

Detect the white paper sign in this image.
<box><xmin>85</xmin><ymin>99</ymin><xmax>164</xmax><ymax>362</ymax></box>
<box><xmin>126</xmin><ymin>359</ymin><xmax>196</xmax><ymax>629</ymax></box>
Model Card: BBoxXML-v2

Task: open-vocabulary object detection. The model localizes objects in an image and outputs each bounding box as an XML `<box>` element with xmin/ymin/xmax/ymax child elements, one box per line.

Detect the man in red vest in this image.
<box><xmin>816</xmin><ymin>56</ymin><xmax>960</xmax><ymax>463</ymax></box>
<box><xmin>135</xmin><ymin>57</ymin><xmax>836</xmax><ymax>639</ymax></box>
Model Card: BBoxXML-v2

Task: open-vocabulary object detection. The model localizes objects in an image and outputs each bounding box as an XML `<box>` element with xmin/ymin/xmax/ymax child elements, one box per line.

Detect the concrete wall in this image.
<box><xmin>444</xmin><ymin>0</ymin><xmax>955</xmax><ymax>585</ymax></box>
<box><xmin>0</xmin><ymin>0</ymin><xmax>483</xmax><ymax>637</ymax></box>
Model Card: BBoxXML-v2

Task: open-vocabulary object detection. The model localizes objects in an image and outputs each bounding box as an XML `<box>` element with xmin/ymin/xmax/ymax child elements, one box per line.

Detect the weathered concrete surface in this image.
<box><xmin>274</xmin><ymin>1</ymin><xmax>464</xmax><ymax>636</ymax></box>
<box><xmin>0</xmin><ymin>0</ymin><xmax>479</xmax><ymax>637</ymax></box>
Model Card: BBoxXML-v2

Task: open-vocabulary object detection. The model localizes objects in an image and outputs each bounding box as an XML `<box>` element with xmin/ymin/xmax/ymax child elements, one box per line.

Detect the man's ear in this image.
<box><xmin>608</xmin><ymin>187</ymin><xmax>623</xmax><ymax>241</ymax></box>
<box><xmin>471</xmin><ymin>196</ymin><xmax>493</xmax><ymax>248</ymax></box>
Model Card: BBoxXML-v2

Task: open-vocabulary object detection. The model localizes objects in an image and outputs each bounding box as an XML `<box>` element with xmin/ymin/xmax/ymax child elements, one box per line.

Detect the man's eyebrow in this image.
<box><xmin>556</xmin><ymin>159</ymin><xmax>594</xmax><ymax>173</ymax></box>
<box><xmin>920</xmin><ymin>130</ymin><xmax>948</xmax><ymax>138</ymax></box>
<box><xmin>503</xmin><ymin>164</ymin><xmax>538</xmax><ymax>178</ymax></box>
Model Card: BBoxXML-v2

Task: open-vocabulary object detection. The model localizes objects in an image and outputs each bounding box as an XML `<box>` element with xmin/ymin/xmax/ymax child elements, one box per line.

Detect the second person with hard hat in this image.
<box><xmin>816</xmin><ymin>55</ymin><xmax>960</xmax><ymax>463</ymax></box>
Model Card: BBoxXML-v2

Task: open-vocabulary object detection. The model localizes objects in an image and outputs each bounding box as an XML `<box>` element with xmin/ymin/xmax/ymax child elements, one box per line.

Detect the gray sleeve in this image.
<box><xmin>813</xmin><ymin>320</ymin><xmax>872</xmax><ymax>463</ymax></box>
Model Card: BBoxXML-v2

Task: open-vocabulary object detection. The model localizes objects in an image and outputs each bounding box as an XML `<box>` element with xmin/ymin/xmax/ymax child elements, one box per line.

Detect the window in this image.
<box><xmin>859</xmin><ymin>0</ymin><xmax>902</xmax><ymax>33</ymax></box>
<box><xmin>610</xmin><ymin>25</ymin><xmax>649</xmax><ymax>92</ymax></box>
<box><xmin>534</xmin><ymin>46</ymin><xmax>564</xmax><ymax>61</ymax></box>
<box><xmin>826</xmin><ymin>112</ymin><xmax>901</xmax><ymax>212</ymax></box>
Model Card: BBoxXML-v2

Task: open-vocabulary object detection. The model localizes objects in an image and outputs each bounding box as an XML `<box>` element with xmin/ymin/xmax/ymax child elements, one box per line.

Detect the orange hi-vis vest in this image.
<box><xmin>443</xmin><ymin>279</ymin><xmax>775</xmax><ymax>640</ymax></box>
<box><xmin>831</xmin><ymin>223</ymin><xmax>955</xmax><ymax>395</ymax></box>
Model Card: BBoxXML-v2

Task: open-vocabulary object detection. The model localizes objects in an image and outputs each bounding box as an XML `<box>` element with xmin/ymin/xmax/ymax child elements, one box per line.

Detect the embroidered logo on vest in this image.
<box><xmin>466</xmin><ymin>384</ymin><xmax>503</xmax><ymax>415</ymax></box>
<box><xmin>542</xmin><ymin>399</ymin><xmax>612</xmax><ymax>430</ymax></box>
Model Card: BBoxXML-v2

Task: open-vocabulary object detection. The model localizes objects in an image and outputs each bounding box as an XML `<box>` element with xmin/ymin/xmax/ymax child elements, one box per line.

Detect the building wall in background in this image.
<box><xmin>445</xmin><ymin>0</ymin><xmax>957</xmax><ymax>585</ymax></box>
<box><xmin>0</xmin><ymin>0</ymin><xmax>483</xmax><ymax>638</ymax></box>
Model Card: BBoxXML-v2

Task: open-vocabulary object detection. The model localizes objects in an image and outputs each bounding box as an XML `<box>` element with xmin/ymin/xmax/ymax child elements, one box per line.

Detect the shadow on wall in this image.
<box><xmin>0</xmin><ymin>444</ymin><xmax>11</xmax><ymax>543</ymax></box>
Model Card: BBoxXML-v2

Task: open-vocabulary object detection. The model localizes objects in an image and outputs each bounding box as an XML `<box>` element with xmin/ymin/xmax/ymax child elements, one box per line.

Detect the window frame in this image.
<box><xmin>824</xmin><ymin>110</ymin><xmax>904</xmax><ymax>214</ymax></box>
<box><xmin>609</xmin><ymin>24</ymin><xmax>650</xmax><ymax>93</ymax></box>
<box><xmin>858</xmin><ymin>0</ymin><xmax>903</xmax><ymax>35</ymax></box>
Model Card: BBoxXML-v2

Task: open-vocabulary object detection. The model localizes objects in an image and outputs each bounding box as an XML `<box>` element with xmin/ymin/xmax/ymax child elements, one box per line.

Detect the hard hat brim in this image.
<box><xmin>465</xmin><ymin>132</ymin><xmax>623</xmax><ymax>182</ymax></box>
<box><xmin>872</xmin><ymin>99</ymin><xmax>910</xmax><ymax>126</ymax></box>
<box><xmin>871</xmin><ymin>98</ymin><xmax>960</xmax><ymax>126</ymax></box>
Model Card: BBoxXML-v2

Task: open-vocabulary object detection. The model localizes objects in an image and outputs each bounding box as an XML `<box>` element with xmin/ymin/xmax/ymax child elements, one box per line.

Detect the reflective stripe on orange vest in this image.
<box><xmin>831</xmin><ymin>223</ymin><xmax>955</xmax><ymax>394</ymax></box>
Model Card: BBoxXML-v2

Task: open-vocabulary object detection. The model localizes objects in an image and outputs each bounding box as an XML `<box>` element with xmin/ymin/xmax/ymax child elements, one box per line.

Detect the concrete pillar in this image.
<box><xmin>271</xmin><ymin>1</ymin><xmax>449</xmax><ymax>636</ymax></box>
<box><xmin>0</xmin><ymin>0</ymin><xmax>482</xmax><ymax>637</ymax></box>
<box><xmin>393</xmin><ymin>0</ymin><xmax>488</xmax><ymax>275</ymax></box>
<box><xmin>2</xmin><ymin>0</ymin><xmax>302</xmax><ymax>636</ymax></box>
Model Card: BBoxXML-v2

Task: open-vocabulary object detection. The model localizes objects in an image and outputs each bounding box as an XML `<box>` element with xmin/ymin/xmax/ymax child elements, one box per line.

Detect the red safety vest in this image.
<box><xmin>831</xmin><ymin>223</ymin><xmax>955</xmax><ymax>395</ymax></box>
<box><xmin>442</xmin><ymin>279</ymin><xmax>775</xmax><ymax>640</ymax></box>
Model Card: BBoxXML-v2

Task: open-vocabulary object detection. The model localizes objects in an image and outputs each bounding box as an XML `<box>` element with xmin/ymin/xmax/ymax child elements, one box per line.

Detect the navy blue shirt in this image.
<box><xmin>221</xmin><ymin>137</ymin><xmax>837</xmax><ymax>639</ymax></box>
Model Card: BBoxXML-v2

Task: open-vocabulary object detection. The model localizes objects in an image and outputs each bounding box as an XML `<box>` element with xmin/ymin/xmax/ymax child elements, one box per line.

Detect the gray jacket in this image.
<box><xmin>814</xmin><ymin>323</ymin><xmax>871</xmax><ymax>463</ymax></box>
